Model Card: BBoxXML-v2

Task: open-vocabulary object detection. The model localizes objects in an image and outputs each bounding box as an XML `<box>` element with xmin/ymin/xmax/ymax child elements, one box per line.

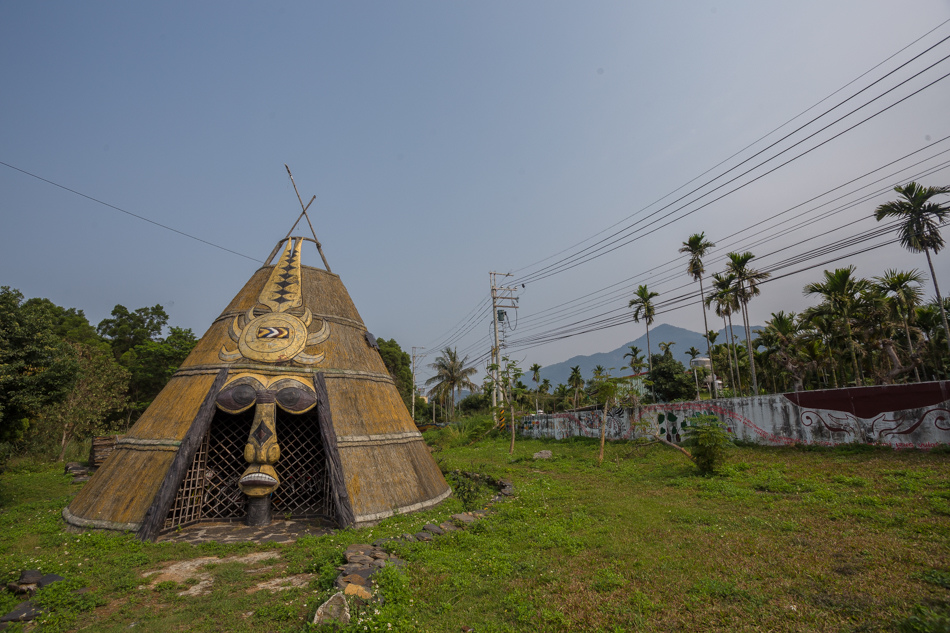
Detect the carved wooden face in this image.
<box><xmin>215</xmin><ymin>375</ymin><xmax>317</xmax><ymax>497</ymax></box>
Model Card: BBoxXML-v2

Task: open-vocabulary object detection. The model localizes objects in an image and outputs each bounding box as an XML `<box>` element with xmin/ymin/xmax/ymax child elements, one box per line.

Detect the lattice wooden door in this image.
<box><xmin>271</xmin><ymin>407</ymin><xmax>335</xmax><ymax>521</ymax></box>
<box><xmin>163</xmin><ymin>406</ymin><xmax>335</xmax><ymax>531</ymax></box>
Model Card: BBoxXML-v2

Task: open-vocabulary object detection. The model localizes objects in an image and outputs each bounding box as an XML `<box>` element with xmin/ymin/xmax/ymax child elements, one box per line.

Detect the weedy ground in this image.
<box><xmin>1</xmin><ymin>435</ymin><xmax>949</xmax><ymax>632</ymax></box>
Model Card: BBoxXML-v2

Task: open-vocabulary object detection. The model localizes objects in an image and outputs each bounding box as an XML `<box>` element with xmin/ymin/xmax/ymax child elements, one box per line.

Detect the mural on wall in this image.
<box><xmin>521</xmin><ymin>382</ymin><xmax>950</xmax><ymax>449</ymax></box>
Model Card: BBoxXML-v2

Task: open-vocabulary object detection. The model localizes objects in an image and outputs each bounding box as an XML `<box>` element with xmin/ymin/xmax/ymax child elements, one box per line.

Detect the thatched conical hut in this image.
<box><xmin>64</xmin><ymin>235</ymin><xmax>449</xmax><ymax>540</ymax></box>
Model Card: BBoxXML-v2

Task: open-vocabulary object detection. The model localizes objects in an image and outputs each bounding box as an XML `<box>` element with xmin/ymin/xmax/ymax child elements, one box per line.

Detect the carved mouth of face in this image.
<box><xmin>239</xmin><ymin>472</ymin><xmax>278</xmax><ymax>486</ymax></box>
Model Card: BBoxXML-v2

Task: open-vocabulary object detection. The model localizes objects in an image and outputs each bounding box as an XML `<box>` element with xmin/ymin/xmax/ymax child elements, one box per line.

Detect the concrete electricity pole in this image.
<box><xmin>490</xmin><ymin>271</ymin><xmax>519</xmax><ymax>424</ymax></box>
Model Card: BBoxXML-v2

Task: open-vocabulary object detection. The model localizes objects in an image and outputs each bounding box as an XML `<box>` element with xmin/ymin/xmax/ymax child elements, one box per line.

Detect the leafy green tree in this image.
<box><xmin>874</xmin><ymin>182</ymin><xmax>950</xmax><ymax>354</ymax></box>
<box><xmin>647</xmin><ymin>352</ymin><xmax>694</xmax><ymax>402</ymax></box>
<box><xmin>32</xmin><ymin>343</ymin><xmax>129</xmax><ymax>461</ymax></box>
<box><xmin>629</xmin><ymin>285</ymin><xmax>659</xmax><ymax>372</ymax></box>
<box><xmin>377</xmin><ymin>338</ymin><xmax>414</xmax><ymax>411</ymax></box>
<box><xmin>0</xmin><ymin>288</ymin><xmax>79</xmax><ymax>444</ymax></box>
<box><xmin>97</xmin><ymin>304</ymin><xmax>169</xmax><ymax>360</ymax></box>
<box><xmin>122</xmin><ymin>327</ymin><xmax>198</xmax><ymax>422</ymax></box>
<box><xmin>684</xmin><ymin>414</ymin><xmax>732</xmax><ymax>474</ymax></box>
<box><xmin>680</xmin><ymin>232</ymin><xmax>718</xmax><ymax>396</ymax></box>
<box><xmin>425</xmin><ymin>347</ymin><xmax>478</xmax><ymax>421</ymax></box>
<box><xmin>22</xmin><ymin>298</ymin><xmax>106</xmax><ymax>349</ymax></box>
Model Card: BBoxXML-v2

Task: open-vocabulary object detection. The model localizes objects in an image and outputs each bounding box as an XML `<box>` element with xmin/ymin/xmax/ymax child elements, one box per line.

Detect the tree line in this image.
<box><xmin>420</xmin><ymin>181</ymin><xmax>950</xmax><ymax>422</ymax></box>
<box><xmin>0</xmin><ymin>289</ymin><xmax>197</xmax><ymax>465</ymax></box>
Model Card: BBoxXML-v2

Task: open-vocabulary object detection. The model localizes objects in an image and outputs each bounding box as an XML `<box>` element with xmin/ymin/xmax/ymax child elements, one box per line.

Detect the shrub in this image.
<box><xmin>684</xmin><ymin>414</ymin><xmax>731</xmax><ymax>474</ymax></box>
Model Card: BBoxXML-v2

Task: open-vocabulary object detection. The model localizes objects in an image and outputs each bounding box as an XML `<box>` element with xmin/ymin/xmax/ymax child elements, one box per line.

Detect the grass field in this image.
<box><xmin>1</xmin><ymin>435</ymin><xmax>949</xmax><ymax>632</ymax></box>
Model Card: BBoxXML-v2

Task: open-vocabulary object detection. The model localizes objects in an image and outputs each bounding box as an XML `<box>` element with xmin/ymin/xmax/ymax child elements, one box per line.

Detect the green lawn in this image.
<box><xmin>1</xmin><ymin>437</ymin><xmax>949</xmax><ymax>632</ymax></box>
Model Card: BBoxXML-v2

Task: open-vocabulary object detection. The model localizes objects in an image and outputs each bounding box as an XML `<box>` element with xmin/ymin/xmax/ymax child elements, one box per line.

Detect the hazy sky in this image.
<box><xmin>2</xmin><ymin>2</ymin><xmax>949</xmax><ymax>387</ymax></box>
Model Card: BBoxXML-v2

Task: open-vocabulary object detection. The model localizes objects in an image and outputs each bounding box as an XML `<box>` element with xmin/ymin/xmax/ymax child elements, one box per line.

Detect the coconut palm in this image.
<box><xmin>629</xmin><ymin>284</ymin><xmax>659</xmax><ymax>373</ymax></box>
<box><xmin>874</xmin><ymin>269</ymin><xmax>926</xmax><ymax>382</ymax></box>
<box><xmin>529</xmin><ymin>362</ymin><xmax>542</xmax><ymax>412</ymax></box>
<box><xmin>568</xmin><ymin>365</ymin><xmax>584</xmax><ymax>409</ymax></box>
<box><xmin>425</xmin><ymin>347</ymin><xmax>478</xmax><ymax>421</ymax></box>
<box><xmin>804</xmin><ymin>266</ymin><xmax>868</xmax><ymax>386</ymax></box>
<box><xmin>680</xmin><ymin>232</ymin><xmax>718</xmax><ymax>396</ymax></box>
<box><xmin>726</xmin><ymin>252</ymin><xmax>770</xmax><ymax>395</ymax></box>
<box><xmin>760</xmin><ymin>311</ymin><xmax>810</xmax><ymax>392</ymax></box>
<box><xmin>874</xmin><ymin>182</ymin><xmax>950</xmax><ymax>354</ymax></box>
<box><xmin>706</xmin><ymin>272</ymin><xmax>742</xmax><ymax>394</ymax></box>
<box><xmin>623</xmin><ymin>345</ymin><xmax>646</xmax><ymax>375</ymax></box>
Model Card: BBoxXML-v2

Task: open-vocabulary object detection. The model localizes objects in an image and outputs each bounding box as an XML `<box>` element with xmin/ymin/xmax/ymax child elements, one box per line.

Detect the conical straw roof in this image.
<box><xmin>65</xmin><ymin>237</ymin><xmax>449</xmax><ymax>539</ymax></box>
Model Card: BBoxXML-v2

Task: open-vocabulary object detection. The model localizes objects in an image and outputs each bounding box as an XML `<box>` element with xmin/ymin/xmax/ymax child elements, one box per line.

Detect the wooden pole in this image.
<box><xmin>284</xmin><ymin>164</ymin><xmax>332</xmax><ymax>272</ymax></box>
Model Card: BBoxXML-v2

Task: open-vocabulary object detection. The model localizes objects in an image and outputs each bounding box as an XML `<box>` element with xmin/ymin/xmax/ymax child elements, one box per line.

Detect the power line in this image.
<box><xmin>0</xmin><ymin>160</ymin><xmax>261</xmax><ymax>263</ymax></box>
<box><xmin>507</xmin><ymin>19</ymin><xmax>950</xmax><ymax>278</ymax></box>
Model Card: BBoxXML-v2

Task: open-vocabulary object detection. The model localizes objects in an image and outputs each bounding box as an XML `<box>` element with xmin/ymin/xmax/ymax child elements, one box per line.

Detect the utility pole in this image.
<box><xmin>490</xmin><ymin>271</ymin><xmax>519</xmax><ymax>425</ymax></box>
<box><xmin>411</xmin><ymin>347</ymin><xmax>424</xmax><ymax>422</ymax></box>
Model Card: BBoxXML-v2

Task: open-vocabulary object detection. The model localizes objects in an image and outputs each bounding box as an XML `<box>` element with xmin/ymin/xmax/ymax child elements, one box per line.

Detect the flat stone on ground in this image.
<box><xmin>338</xmin><ymin>574</ymin><xmax>370</xmax><ymax>587</ymax></box>
<box><xmin>313</xmin><ymin>592</ymin><xmax>349</xmax><ymax>626</ymax></box>
<box><xmin>423</xmin><ymin>524</ymin><xmax>444</xmax><ymax>535</ymax></box>
<box><xmin>344</xmin><ymin>584</ymin><xmax>373</xmax><ymax>600</ymax></box>
<box><xmin>0</xmin><ymin>601</ymin><xmax>42</xmax><ymax>622</ymax></box>
<box><xmin>37</xmin><ymin>574</ymin><xmax>65</xmax><ymax>588</ymax></box>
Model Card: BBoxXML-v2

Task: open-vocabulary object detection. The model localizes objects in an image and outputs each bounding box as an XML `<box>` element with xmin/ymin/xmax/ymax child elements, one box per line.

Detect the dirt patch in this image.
<box><xmin>248</xmin><ymin>574</ymin><xmax>315</xmax><ymax>593</ymax></box>
<box><xmin>142</xmin><ymin>552</ymin><xmax>282</xmax><ymax>597</ymax></box>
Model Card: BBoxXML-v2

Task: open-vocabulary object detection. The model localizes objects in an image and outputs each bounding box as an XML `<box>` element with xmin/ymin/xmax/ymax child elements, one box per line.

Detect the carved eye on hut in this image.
<box><xmin>276</xmin><ymin>387</ymin><xmax>317</xmax><ymax>413</ymax></box>
<box><xmin>216</xmin><ymin>383</ymin><xmax>259</xmax><ymax>414</ymax></box>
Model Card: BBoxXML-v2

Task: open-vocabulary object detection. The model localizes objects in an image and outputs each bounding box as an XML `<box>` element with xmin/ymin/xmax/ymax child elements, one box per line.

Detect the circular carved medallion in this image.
<box><xmin>238</xmin><ymin>312</ymin><xmax>309</xmax><ymax>363</ymax></box>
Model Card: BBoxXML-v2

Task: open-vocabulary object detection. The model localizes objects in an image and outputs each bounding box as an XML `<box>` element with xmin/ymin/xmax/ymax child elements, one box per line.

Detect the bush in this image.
<box><xmin>684</xmin><ymin>414</ymin><xmax>732</xmax><ymax>474</ymax></box>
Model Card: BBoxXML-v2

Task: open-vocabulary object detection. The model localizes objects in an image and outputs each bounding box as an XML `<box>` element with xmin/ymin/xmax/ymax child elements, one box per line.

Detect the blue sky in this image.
<box><xmin>2</xmin><ymin>2</ymin><xmax>950</xmax><ymax>387</ymax></box>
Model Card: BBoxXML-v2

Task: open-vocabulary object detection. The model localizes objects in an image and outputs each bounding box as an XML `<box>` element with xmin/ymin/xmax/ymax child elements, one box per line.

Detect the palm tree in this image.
<box><xmin>804</xmin><ymin>266</ymin><xmax>868</xmax><ymax>386</ymax></box>
<box><xmin>874</xmin><ymin>269</ymin><xmax>926</xmax><ymax>382</ymax></box>
<box><xmin>629</xmin><ymin>285</ymin><xmax>659</xmax><ymax>373</ymax></box>
<box><xmin>623</xmin><ymin>345</ymin><xmax>646</xmax><ymax>375</ymax></box>
<box><xmin>539</xmin><ymin>378</ymin><xmax>551</xmax><ymax>412</ymax></box>
<box><xmin>760</xmin><ymin>311</ymin><xmax>809</xmax><ymax>392</ymax></box>
<box><xmin>680</xmin><ymin>232</ymin><xmax>718</xmax><ymax>397</ymax></box>
<box><xmin>658</xmin><ymin>341</ymin><xmax>675</xmax><ymax>357</ymax></box>
<box><xmin>568</xmin><ymin>365</ymin><xmax>584</xmax><ymax>409</ymax></box>
<box><xmin>425</xmin><ymin>347</ymin><xmax>478</xmax><ymax>421</ymax></box>
<box><xmin>707</xmin><ymin>272</ymin><xmax>742</xmax><ymax>394</ymax></box>
<box><xmin>529</xmin><ymin>363</ymin><xmax>542</xmax><ymax>413</ymax></box>
<box><xmin>686</xmin><ymin>345</ymin><xmax>702</xmax><ymax>399</ymax></box>
<box><xmin>726</xmin><ymin>252</ymin><xmax>770</xmax><ymax>395</ymax></box>
<box><xmin>874</xmin><ymin>182</ymin><xmax>950</xmax><ymax>354</ymax></box>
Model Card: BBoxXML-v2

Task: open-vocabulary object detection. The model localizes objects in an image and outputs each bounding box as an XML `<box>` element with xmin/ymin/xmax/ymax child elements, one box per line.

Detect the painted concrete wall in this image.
<box><xmin>520</xmin><ymin>381</ymin><xmax>950</xmax><ymax>449</ymax></box>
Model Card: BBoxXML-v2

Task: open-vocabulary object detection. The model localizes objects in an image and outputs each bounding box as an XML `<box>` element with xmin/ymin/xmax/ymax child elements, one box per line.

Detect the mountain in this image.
<box><xmin>536</xmin><ymin>323</ymin><xmax>762</xmax><ymax>387</ymax></box>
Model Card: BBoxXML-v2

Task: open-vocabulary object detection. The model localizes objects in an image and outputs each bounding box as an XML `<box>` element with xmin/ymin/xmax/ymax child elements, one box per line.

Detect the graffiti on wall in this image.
<box><xmin>521</xmin><ymin>382</ymin><xmax>950</xmax><ymax>449</ymax></box>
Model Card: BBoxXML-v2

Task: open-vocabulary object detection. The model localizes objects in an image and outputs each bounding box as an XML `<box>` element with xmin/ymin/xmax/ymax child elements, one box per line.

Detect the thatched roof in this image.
<box><xmin>65</xmin><ymin>237</ymin><xmax>449</xmax><ymax>540</ymax></box>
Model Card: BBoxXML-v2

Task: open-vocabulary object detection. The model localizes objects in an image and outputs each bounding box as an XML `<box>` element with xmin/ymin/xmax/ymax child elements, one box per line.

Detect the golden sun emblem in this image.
<box><xmin>219</xmin><ymin>238</ymin><xmax>330</xmax><ymax>365</ymax></box>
